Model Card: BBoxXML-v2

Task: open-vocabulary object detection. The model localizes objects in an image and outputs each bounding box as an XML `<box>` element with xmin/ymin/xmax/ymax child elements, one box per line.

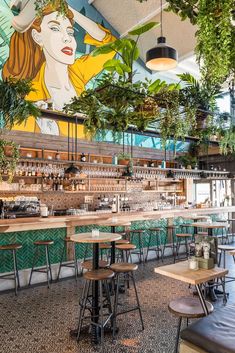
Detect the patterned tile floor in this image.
<box><xmin>0</xmin><ymin>255</ymin><xmax>235</xmax><ymax>353</ymax></box>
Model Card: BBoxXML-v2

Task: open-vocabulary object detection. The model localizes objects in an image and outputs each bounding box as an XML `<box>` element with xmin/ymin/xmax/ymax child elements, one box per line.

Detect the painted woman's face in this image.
<box><xmin>32</xmin><ymin>12</ymin><xmax>77</xmax><ymax>65</ymax></box>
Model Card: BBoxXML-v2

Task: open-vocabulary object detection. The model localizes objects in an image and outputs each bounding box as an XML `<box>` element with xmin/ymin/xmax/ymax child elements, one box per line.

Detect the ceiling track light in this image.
<box><xmin>146</xmin><ymin>0</ymin><xmax>178</xmax><ymax>71</ymax></box>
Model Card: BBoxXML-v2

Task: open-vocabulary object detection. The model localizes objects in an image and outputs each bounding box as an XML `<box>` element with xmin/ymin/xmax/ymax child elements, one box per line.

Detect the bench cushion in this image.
<box><xmin>180</xmin><ymin>304</ymin><xmax>235</xmax><ymax>353</ymax></box>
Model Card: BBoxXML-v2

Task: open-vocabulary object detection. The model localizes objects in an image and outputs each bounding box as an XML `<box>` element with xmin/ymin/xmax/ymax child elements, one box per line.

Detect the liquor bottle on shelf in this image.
<box><xmin>80</xmin><ymin>153</ymin><xmax>86</xmax><ymax>162</ymax></box>
<box><xmin>55</xmin><ymin>150</ymin><xmax>60</xmax><ymax>160</ymax></box>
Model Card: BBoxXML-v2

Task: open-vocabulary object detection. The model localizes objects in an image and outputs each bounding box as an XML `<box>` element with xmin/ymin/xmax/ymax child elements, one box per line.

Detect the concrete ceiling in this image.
<box><xmin>88</xmin><ymin>0</ymin><xmax>199</xmax><ymax>81</ymax></box>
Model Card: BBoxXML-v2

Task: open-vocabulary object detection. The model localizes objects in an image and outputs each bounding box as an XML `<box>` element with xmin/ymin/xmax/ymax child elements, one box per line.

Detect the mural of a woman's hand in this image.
<box><xmin>68</xmin><ymin>4</ymin><xmax>106</xmax><ymax>42</ymax></box>
<box><xmin>10</xmin><ymin>0</ymin><xmax>37</xmax><ymax>33</ymax></box>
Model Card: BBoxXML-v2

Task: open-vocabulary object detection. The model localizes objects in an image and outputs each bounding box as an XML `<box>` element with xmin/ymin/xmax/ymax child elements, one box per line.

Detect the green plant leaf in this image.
<box><xmin>128</xmin><ymin>21</ymin><xmax>159</xmax><ymax>36</ymax></box>
<box><xmin>91</xmin><ymin>42</ymin><xmax>115</xmax><ymax>56</ymax></box>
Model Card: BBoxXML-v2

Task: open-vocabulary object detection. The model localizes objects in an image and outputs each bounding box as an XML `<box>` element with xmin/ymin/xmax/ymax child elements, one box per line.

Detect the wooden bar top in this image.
<box><xmin>0</xmin><ymin>206</ymin><xmax>234</xmax><ymax>234</ymax></box>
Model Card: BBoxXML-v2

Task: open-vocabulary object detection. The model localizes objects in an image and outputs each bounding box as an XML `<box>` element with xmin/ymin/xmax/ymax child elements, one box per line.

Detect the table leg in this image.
<box><xmin>195</xmin><ymin>284</ymin><xmax>209</xmax><ymax>315</ymax></box>
<box><xmin>91</xmin><ymin>243</ymin><xmax>100</xmax><ymax>344</ymax></box>
<box><xmin>111</xmin><ymin>226</ymin><xmax>116</xmax><ymax>265</ymax></box>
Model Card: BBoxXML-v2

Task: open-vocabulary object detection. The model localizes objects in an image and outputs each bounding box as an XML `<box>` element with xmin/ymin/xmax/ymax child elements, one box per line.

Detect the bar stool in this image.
<box><xmin>81</xmin><ymin>260</ymin><xmax>109</xmax><ymax>271</ymax></box>
<box><xmin>129</xmin><ymin>230</ymin><xmax>144</xmax><ymax>263</ymax></box>
<box><xmin>76</xmin><ymin>269</ymin><xmax>114</xmax><ymax>347</ymax></box>
<box><xmin>176</xmin><ymin>233</ymin><xmax>192</xmax><ymax>259</ymax></box>
<box><xmin>168</xmin><ymin>297</ymin><xmax>213</xmax><ymax>353</ymax></box>
<box><xmin>163</xmin><ymin>225</ymin><xmax>177</xmax><ymax>262</ymax></box>
<box><xmin>57</xmin><ymin>237</ymin><xmax>79</xmax><ymax>280</ymax></box>
<box><xmin>100</xmin><ymin>243</ymin><xmax>111</xmax><ymax>260</ymax></box>
<box><xmin>229</xmin><ymin>250</ymin><xmax>235</xmax><ymax>263</ymax></box>
<box><xmin>218</xmin><ymin>245</ymin><xmax>235</xmax><ymax>268</ymax></box>
<box><xmin>115</xmin><ymin>239</ymin><xmax>130</xmax><ymax>245</ymax></box>
<box><xmin>28</xmin><ymin>240</ymin><xmax>54</xmax><ymax>288</ymax></box>
<box><xmin>110</xmin><ymin>262</ymin><xmax>144</xmax><ymax>338</ymax></box>
<box><xmin>145</xmin><ymin>227</ymin><xmax>163</xmax><ymax>262</ymax></box>
<box><xmin>115</xmin><ymin>243</ymin><xmax>136</xmax><ymax>263</ymax></box>
<box><xmin>0</xmin><ymin>243</ymin><xmax>22</xmax><ymax>295</ymax></box>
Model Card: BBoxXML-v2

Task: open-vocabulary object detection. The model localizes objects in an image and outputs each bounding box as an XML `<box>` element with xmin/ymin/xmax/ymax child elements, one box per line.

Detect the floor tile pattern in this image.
<box><xmin>1</xmin><ymin>255</ymin><xmax>235</xmax><ymax>353</ymax></box>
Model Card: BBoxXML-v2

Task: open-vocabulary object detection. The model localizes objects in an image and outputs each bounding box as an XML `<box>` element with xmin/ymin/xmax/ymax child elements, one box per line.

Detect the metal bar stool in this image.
<box><xmin>163</xmin><ymin>225</ymin><xmax>177</xmax><ymax>262</ymax></box>
<box><xmin>76</xmin><ymin>269</ymin><xmax>114</xmax><ymax>347</ymax></box>
<box><xmin>57</xmin><ymin>237</ymin><xmax>79</xmax><ymax>280</ymax></box>
<box><xmin>176</xmin><ymin>233</ymin><xmax>192</xmax><ymax>259</ymax></box>
<box><xmin>145</xmin><ymin>227</ymin><xmax>163</xmax><ymax>262</ymax></box>
<box><xmin>129</xmin><ymin>230</ymin><xmax>145</xmax><ymax>263</ymax></box>
<box><xmin>81</xmin><ymin>260</ymin><xmax>109</xmax><ymax>271</ymax></box>
<box><xmin>168</xmin><ymin>297</ymin><xmax>213</xmax><ymax>353</ymax></box>
<box><xmin>28</xmin><ymin>240</ymin><xmax>54</xmax><ymax>288</ymax></box>
<box><xmin>110</xmin><ymin>262</ymin><xmax>144</xmax><ymax>338</ymax></box>
<box><xmin>115</xmin><ymin>243</ymin><xmax>136</xmax><ymax>263</ymax></box>
<box><xmin>0</xmin><ymin>243</ymin><xmax>22</xmax><ymax>295</ymax></box>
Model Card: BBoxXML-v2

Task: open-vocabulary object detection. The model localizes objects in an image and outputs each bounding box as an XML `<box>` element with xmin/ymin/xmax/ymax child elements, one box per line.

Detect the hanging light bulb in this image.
<box><xmin>146</xmin><ymin>0</ymin><xmax>178</xmax><ymax>71</ymax></box>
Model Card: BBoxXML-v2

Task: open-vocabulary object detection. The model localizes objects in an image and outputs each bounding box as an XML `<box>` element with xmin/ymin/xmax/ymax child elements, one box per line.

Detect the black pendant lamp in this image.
<box><xmin>146</xmin><ymin>0</ymin><xmax>178</xmax><ymax>71</ymax></box>
<box><xmin>64</xmin><ymin>118</ymin><xmax>80</xmax><ymax>176</ymax></box>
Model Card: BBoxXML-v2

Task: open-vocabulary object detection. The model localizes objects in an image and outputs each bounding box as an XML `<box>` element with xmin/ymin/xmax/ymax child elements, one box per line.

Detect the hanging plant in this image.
<box><xmin>0</xmin><ymin>79</ymin><xmax>40</xmax><ymax>129</ymax></box>
<box><xmin>0</xmin><ymin>140</ymin><xmax>20</xmax><ymax>183</ymax></box>
<box><xmin>34</xmin><ymin>0</ymin><xmax>69</xmax><ymax>17</ymax></box>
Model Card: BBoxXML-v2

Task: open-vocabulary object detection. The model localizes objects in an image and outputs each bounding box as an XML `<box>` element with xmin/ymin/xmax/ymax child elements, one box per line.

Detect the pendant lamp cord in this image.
<box><xmin>160</xmin><ymin>0</ymin><xmax>163</xmax><ymax>37</ymax></box>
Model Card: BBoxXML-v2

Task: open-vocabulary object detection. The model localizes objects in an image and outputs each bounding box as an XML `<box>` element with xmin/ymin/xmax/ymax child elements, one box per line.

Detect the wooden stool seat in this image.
<box><xmin>83</xmin><ymin>269</ymin><xmax>114</xmax><ymax>281</ymax></box>
<box><xmin>110</xmin><ymin>262</ymin><xmax>138</xmax><ymax>273</ymax></box>
<box><xmin>115</xmin><ymin>239</ymin><xmax>130</xmax><ymax>244</ymax></box>
<box><xmin>82</xmin><ymin>260</ymin><xmax>109</xmax><ymax>270</ymax></box>
<box><xmin>176</xmin><ymin>234</ymin><xmax>192</xmax><ymax>238</ymax></box>
<box><xmin>197</xmin><ymin>232</ymin><xmax>208</xmax><ymax>236</ymax></box>
<box><xmin>0</xmin><ymin>243</ymin><xmax>22</xmax><ymax>251</ymax></box>
<box><xmin>150</xmin><ymin>227</ymin><xmax>162</xmax><ymax>232</ymax></box>
<box><xmin>229</xmin><ymin>250</ymin><xmax>235</xmax><ymax>256</ymax></box>
<box><xmin>131</xmin><ymin>229</ymin><xmax>144</xmax><ymax>234</ymax></box>
<box><xmin>169</xmin><ymin>297</ymin><xmax>213</xmax><ymax>318</ymax></box>
<box><xmin>218</xmin><ymin>245</ymin><xmax>235</xmax><ymax>251</ymax></box>
<box><xmin>99</xmin><ymin>243</ymin><xmax>111</xmax><ymax>250</ymax></box>
<box><xmin>116</xmin><ymin>243</ymin><xmax>136</xmax><ymax>250</ymax></box>
<box><xmin>34</xmin><ymin>240</ymin><xmax>54</xmax><ymax>246</ymax></box>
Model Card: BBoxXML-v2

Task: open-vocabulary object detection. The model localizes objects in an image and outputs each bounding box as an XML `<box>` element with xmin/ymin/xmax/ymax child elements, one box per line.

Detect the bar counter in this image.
<box><xmin>0</xmin><ymin>206</ymin><xmax>234</xmax><ymax>233</ymax></box>
<box><xmin>0</xmin><ymin>205</ymin><xmax>234</xmax><ymax>289</ymax></box>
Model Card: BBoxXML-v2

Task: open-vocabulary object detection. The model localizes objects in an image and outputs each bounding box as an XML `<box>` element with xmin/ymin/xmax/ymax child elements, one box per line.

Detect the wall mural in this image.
<box><xmin>0</xmin><ymin>0</ymin><xmax>117</xmax><ymax>136</ymax></box>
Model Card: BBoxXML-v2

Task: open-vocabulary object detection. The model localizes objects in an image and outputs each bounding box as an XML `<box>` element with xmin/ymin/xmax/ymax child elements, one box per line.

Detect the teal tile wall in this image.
<box><xmin>1</xmin><ymin>214</ymin><xmax>222</xmax><ymax>273</ymax></box>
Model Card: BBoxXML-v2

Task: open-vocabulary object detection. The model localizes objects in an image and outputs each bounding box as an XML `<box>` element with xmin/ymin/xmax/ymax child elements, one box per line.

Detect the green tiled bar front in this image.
<box><xmin>0</xmin><ymin>214</ymin><xmax>225</xmax><ymax>274</ymax></box>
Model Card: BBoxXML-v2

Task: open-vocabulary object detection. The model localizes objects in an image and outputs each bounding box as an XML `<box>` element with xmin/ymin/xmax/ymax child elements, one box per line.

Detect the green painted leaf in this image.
<box><xmin>128</xmin><ymin>21</ymin><xmax>159</xmax><ymax>36</ymax></box>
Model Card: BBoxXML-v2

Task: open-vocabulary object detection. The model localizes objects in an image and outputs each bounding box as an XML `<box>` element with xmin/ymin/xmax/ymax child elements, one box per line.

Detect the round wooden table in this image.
<box><xmin>71</xmin><ymin>232</ymin><xmax>121</xmax><ymax>344</ymax></box>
